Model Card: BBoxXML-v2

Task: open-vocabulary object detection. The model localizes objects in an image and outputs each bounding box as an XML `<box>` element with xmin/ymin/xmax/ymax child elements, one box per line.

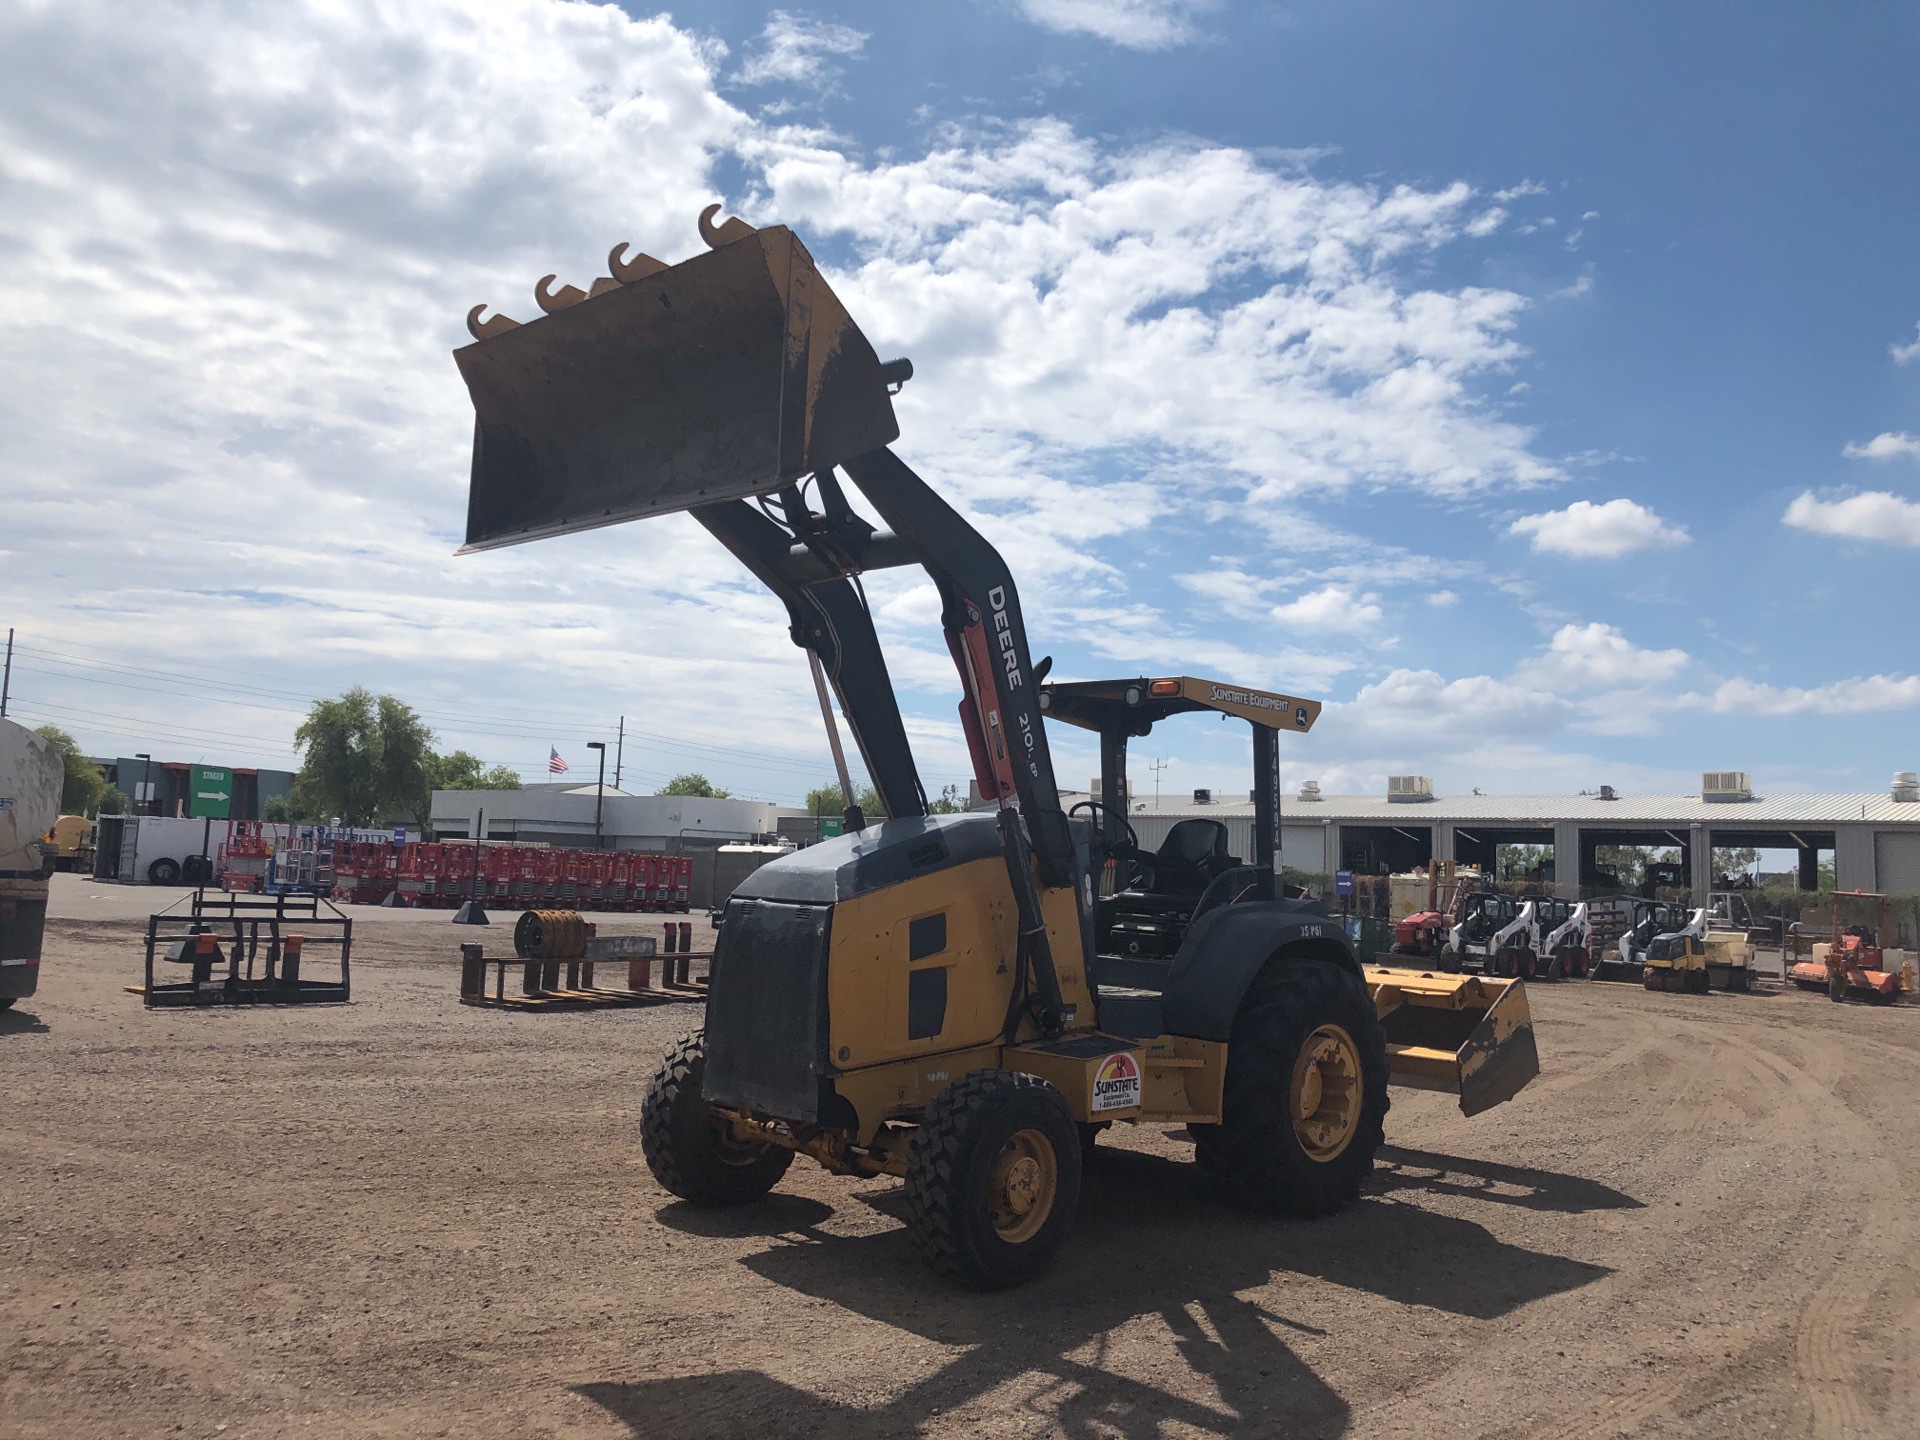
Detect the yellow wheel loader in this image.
<box><xmin>450</xmin><ymin>209</ymin><xmax>1541</xmax><ymax>1289</ymax></box>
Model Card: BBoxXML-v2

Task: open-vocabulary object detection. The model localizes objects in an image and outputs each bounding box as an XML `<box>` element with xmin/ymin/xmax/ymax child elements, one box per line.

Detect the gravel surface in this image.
<box><xmin>4</xmin><ymin>882</ymin><xmax>1919</xmax><ymax>1438</ymax></box>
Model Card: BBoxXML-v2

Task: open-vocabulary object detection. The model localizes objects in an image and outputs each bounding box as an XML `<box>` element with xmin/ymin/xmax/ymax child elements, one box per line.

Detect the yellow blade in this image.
<box><xmin>1363</xmin><ymin>965</ymin><xmax>1541</xmax><ymax>1116</ymax></box>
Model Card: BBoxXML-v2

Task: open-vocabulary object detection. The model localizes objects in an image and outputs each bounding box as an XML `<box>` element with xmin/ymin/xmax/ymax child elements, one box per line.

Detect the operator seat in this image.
<box><xmin>1099</xmin><ymin>819</ymin><xmax>1240</xmax><ymax>975</ymax></box>
<box><xmin>1132</xmin><ymin>819</ymin><xmax>1236</xmax><ymax>900</ymax></box>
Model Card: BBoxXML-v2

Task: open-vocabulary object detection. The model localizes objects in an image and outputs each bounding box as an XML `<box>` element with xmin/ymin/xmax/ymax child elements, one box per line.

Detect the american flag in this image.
<box><xmin>548</xmin><ymin>747</ymin><xmax>569</xmax><ymax>775</ymax></box>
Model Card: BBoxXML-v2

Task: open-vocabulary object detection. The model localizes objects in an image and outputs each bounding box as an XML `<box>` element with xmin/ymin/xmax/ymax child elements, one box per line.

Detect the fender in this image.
<box><xmin>1159</xmin><ymin>900</ymin><xmax>1364</xmax><ymax>1043</ymax></box>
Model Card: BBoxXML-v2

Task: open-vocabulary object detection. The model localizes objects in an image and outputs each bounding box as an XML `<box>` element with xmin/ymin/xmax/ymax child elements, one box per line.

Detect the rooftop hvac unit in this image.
<box><xmin>1387</xmin><ymin>775</ymin><xmax>1434</xmax><ymax>803</ymax></box>
<box><xmin>1598</xmin><ymin>784</ymin><xmax>1617</xmax><ymax>801</ymax></box>
<box><xmin>1297</xmin><ymin>780</ymin><xmax>1323</xmax><ymax>802</ymax></box>
<box><xmin>1701</xmin><ymin>770</ymin><xmax>1752</xmax><ymax>802</ymax></box>
<box><xmin>1894</xmin><ymin>771</ymin><xmax>1919</xmax><ymax>803</ymax></box>
<box><xmin>1192</xmin><ymin>788</ymin><xmax>1212</xmax><ymax>805</ymax></box>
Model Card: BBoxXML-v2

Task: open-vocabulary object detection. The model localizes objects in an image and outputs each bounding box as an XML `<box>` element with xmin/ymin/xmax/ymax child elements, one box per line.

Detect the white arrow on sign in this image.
<box><xmin>196</xmin><ymin>790</ymin><xmax>230</xmax><ymax>802</ymax></box>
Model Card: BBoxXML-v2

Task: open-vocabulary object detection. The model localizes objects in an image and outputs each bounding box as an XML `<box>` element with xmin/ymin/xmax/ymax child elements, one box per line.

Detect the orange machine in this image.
<box><xmin>1787</xmin><ymin>891</ymin><xmax>1908</xmax><ymax>1003</ymax></box>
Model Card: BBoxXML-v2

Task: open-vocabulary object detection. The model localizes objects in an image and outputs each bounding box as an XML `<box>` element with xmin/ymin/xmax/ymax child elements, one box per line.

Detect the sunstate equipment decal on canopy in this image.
<box><xmin>1092</xmin><ymin>1052</ymin><xmax>1142</xmax><ymax>1112</ymax></box>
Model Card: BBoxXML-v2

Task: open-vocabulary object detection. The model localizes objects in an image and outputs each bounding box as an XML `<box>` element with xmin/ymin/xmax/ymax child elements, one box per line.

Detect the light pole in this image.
<box><xmin>587</xmin><ymin>742</ymin><xmax>607</xmax><ymax>851</ymax></box>
<box><xmin>136</xmin><ymin>753</ymin><xmax>153</xmax><ymax>815</ymax></box>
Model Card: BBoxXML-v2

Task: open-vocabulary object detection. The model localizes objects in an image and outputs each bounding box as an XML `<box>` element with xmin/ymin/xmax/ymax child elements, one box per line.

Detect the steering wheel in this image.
<box><xmin>1069</xmin><ymin>800</ymin><xmax>1144</xmax><ymax>886</ymax></box>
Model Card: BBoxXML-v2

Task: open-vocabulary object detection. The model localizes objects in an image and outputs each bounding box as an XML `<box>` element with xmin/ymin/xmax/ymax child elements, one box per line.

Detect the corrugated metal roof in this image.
<box><xmin>1083</xmin><ymin>791</ymin><xmax>1920</xmax><ymax>826</ymax></box>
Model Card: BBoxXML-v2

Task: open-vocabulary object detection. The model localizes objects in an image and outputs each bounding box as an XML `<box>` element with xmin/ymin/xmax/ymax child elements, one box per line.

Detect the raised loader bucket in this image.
<box><xmin>1363</xmin><ymin>965</ymin><xmax>1541</xmax><ymax>1116</ymax></box>
<box><xmin>453</xmin><ymin>211</ymin><xmax>904</xmax><ymax>550</ymax></box>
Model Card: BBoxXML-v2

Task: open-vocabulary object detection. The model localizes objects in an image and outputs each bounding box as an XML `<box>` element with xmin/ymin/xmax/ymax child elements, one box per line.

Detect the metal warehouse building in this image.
<box><xmin>1110</xmin><ymin>771</ymin><xmax>1920</xmax><ymax>896</ymax></box>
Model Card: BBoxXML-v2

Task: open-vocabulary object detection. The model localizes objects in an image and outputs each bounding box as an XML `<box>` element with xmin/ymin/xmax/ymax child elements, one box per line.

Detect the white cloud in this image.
<box><xmin>754</xmin><ymin>131</ymin><xmax>1558</xmax><ymax>522</ymax></box>
<box><xmin>1842</xmin><ymin>431</ymin><xmax>1920</xmax><ymax>461</ymax></box>
<box><xmin>1493</xmin><ymin>181</ymin><xmax>1547</xmax><ymax>202</ymax></box>
<box><xmin>1514</xmin><ymin>622</ymin><xmax>1688</xmax><ymax>691</ymax></box>
<box><xmin>1689</xmin><ymin>675</ymin><xmax>1920</xmax><ymax>717</ymax></box>
<box><xmin>1783</xmin><ymin>491</ymin><xmax>1920</xmax><ymax>546</ymax></box>
<box><xmin>736</xmin><ymin>10</ymin><xmax>867</xmax><ymax>89</ymax></box>
<box><xmin>1892</xmin><ymin>322</ymin><xmax>1920</xmax><ymax>365</ymax></box>
<box><xmin>1506</xmin><ymin>498</ymin><xmax>1690</xmax><ymax>558</ymax></box>
<box><xmin>1016</xmin><ymin>0</ymin><xmax>1215</xmax><ymax>49</ymax></box>
<box><xmin>1425</xmin><ymin>589</ymin><xmax>1459</xmax><ymax>608</ymax></box>
<box><xmin>1464</xmin><ymin>207</ymin><xmax>1505</xmax><ymax>237</ymax></box>
<box><xmin>1330</xmin><ymin>669</ymin><xmax>1575</xmax><ymax>746</ymax></box>
<box><xmin>1270</xmin><ymin>584</ymin><xmax>1383</xmax><ymax>633</ymax></box>
<box><xmin>0</xmin><ymin>0</ymin><xmax>1567</xmax><ymax>798</ymax></box>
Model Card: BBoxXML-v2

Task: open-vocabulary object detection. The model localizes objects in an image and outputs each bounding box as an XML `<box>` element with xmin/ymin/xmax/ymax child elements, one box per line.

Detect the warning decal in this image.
<box><xmin>1091</xmin><ymin>1051</ymin><xmax>1142</xmax><ymax>1112</ymax></box>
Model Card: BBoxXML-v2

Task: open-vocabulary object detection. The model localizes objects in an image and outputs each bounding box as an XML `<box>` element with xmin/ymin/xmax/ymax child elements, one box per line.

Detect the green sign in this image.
<box><xmin>189</xmin><ymin>765</ymin><xmax>234</xmax><ymax>819</ymax></box>
<box><xmin>819</xmin><ymin>817</ymin><xmax>844</xmax><ymax>838</ymax></box>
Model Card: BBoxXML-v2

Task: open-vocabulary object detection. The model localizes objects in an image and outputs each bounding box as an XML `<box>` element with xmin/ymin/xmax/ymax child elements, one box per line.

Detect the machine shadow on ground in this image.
<box><xmin>0</xmin><ymin>1005</ymin><xmax>50</xmax><ymax>1035</ymax></box>
<box><xmin>1371</xmin><ymin>1144</ymin><xmax>1646</xmax><ymax>1214</ymax></box>
<box><xmin>588</xmin><ymin>1145</ymin><xmax>1612</xmax><ymax>1439</ymax></box>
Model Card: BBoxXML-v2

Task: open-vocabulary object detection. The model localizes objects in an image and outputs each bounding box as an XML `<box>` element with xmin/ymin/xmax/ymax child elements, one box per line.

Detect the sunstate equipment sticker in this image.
<box><xmin>1091</xmin><ymin>1052</ymin><xmax>1142</xmax><ymax>1112</ymax></box>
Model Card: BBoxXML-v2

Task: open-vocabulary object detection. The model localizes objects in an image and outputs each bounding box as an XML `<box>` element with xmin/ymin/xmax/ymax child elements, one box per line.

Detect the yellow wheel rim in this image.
<box><xmin>1290</xmin><ymin>1024</ymin><xmax>1362</xmax><ymax>1162</ymax></box>
<box><xmin>986</xmin><ymin>1127</ymin><xmax>1059</xmax><ymax>1244</ymax></box>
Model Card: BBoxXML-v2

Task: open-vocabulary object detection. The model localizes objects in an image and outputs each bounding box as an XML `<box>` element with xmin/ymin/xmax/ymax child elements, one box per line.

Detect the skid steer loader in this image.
<box><xmin>451</xmin><ymin>208</ymin><xmax>1540</xmax><ymax>1289</ymax></box>
<box><xmin>1449</xmin><ymin>893</ymin><xmax>1539</xmax><ymax>978</ymax></box>
<box><xmin>1590</xmin><ymin>897</ymin><xmax>1684</xmax><ymax>982</ymax></box>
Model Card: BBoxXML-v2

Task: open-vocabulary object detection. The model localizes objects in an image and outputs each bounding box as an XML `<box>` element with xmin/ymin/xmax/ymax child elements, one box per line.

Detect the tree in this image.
<box><xmin>291</xmin><ymin>688</ymin><xmax>437</xmax><ymax>826</ymax></box>
<box><xmin>807</xmin><ymin>780</ymin><xmax>884</xmax><ymax>819</ymax></box>
<box><xmin>97</xmin><ymin>785</ymin><xmax>128</xmax><ymax>816</ymax></box>
<box><xmin>32</xmin><ymin>725</ymin><xmax>107</xmax><ymax>816</ymax></box>
<box><xmin>1497</xmin><ymin>843</ymin><xmax>1554</xmax><ymax>881</ymax></box>
<box><xmin>1712</xmin><ymin>846</ymin><xmax>1759</xmax><ymax>884</ymax></box>
<box><xmin>429</xmin><ymin>750</ymin><xmax>522</xmax><ymax>793</ymax></box>
<box><xmin>659</xmin><ymin>773</ymin><xmax>731</xmax><ymax>798</ymax></box>
<box><xmin>927</xmin><ymin>782</ymin><xmax>967</xmax><ymax>814</ymax></box>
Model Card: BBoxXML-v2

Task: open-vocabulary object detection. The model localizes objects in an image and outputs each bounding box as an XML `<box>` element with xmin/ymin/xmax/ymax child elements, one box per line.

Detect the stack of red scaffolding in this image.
<box><xmin>359</xmin><ymin>843</ymin><xmax>695</xmax><ymax>912</ymax></box>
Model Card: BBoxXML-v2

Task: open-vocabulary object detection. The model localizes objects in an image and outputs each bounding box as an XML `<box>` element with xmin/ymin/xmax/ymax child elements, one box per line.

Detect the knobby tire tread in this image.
<box><xmin>640</xmin><ymin>1029</ymin><xmax>791</xmax><ymax>1206</ymax></box>
<box><xmin>1193</xmin><ymin>958</ymin><xmax>1390</xmax><ymax>1218</ymax></box>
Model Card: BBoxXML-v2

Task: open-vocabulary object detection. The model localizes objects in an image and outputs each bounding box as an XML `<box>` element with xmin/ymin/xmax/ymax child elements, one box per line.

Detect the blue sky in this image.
<box><xmin>1</xmin><ymin>2</ymin><xmax>1915</xmax><ymax>805</ymax></box>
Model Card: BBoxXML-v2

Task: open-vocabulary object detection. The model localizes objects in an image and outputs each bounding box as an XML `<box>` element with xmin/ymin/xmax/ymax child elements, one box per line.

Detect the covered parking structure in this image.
<box><xmin>1112</xmin><ymin>785</ymin><xmax>1916</xmax><ymax>899</ymax></box>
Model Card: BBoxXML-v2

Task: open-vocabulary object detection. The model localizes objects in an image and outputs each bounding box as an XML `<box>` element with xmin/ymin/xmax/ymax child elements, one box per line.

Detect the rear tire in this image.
<box><xmin>1438</xmin><ymin>947</ymin><xmax>1461</xmax><ymax>974</ymax></box>
<box><xmin>640</xmin><ymin>1031</ymin><xmax>793</xmax><ymax>1206</ymax></box>
<box><xmin>148</xmin><ymin>857</ymin><xmax>181</xmax><ymax>886</ymax></box>
<box><xmin>1685</xmin><ymin>967</ymin><xmax>1710</xmax><ymax>995</ymax></box>
<box><xmin>1193</xmin><ymin>959</ymin><xmax>1389</xmax><ymax>1219</ymax></box>
<box><xmin>903</xmin><ymin>1071</ymin><xmax>1081</xmax><ymax>1290</ymax></box>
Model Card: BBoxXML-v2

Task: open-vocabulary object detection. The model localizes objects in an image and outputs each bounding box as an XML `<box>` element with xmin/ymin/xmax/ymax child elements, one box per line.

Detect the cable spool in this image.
<box><xmin>514</xmin><ymin>908</ymin><xmax>587</xmax><ymax>960</ymax></box>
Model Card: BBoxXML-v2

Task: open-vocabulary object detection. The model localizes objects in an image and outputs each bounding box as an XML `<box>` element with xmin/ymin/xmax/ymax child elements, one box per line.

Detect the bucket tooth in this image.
<box><xmin>588</xmin><ymin>276</ymin><xmax>622</xmax><ymax>298</ymax></box>
<box><xmin>698</xmin><ymin>203</ymin><xmax>758</xmax><ymax>250</ymax></box>
<box><xmin>608</xmin><ymin>242</ymin><xmax>667</xmax><ymax>284</ymax></box>
<box><xmin>534</xmin><ymin>275</ymin><xmax>590</xmax><ymax>314</ymax></box>
<box><xmin>466</xmin><ymin>305</ymin><xmax>521</xmax><ymax>341</ymax></box>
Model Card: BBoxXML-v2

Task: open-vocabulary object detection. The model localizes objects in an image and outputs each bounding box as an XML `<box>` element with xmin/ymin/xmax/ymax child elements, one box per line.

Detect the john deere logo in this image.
<box><xmin>1091</xmin><ymin>1052</ymin><xmax>1141</xmax><ymax>1112</ymax></box>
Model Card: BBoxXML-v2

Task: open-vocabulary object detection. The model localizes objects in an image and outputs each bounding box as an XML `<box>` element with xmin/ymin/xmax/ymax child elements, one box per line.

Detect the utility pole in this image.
<box><xmin>1149</xmin><ymin>756</ymin><xmax>1169</xmax><ymax>808</ymax></box>
<box><xmin>588</xmin><ymin>741</ymin><xmax>607</xmax><ymax>850</ymax></box>
<box><xmin>613</xmin><ymin>715</ymin><xmax>624</xmax><ymax>791</ymax></box>
<box><xmin>1</xmin><ymin>627</ymin><xmax>12</xmax><ymax>717</ymax></box>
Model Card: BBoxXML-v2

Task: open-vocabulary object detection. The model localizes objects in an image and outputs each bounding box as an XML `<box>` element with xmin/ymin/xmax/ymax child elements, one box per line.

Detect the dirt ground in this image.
<box><xmin>4</xmin><ymin>880</ymin><xmax>1919</xmax><ymax>1439</ymax></box>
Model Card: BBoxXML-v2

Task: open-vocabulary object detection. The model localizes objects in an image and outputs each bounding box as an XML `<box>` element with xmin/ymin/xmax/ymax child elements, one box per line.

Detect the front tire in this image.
<box><xmin>640</xmin><ymin>1031</ymin><xmax>793</xmax><ymax>1206</ymax></box>
<box><xmin>1193</xmin><ymin>959</ymin><xmax>1389</xmax><ymax>1218</ymax></box>
<box><xmin>902</xmin><ymin>1071</ymin><xmax>1081</xmax><ymax>1290</ymax></box>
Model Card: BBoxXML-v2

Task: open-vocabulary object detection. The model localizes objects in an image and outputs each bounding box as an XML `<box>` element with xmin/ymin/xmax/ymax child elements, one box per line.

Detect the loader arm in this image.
<box><xmin>690</xmin><ymin>498</ymin><xmax>927</xmax><ymax>823</ymax></box>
